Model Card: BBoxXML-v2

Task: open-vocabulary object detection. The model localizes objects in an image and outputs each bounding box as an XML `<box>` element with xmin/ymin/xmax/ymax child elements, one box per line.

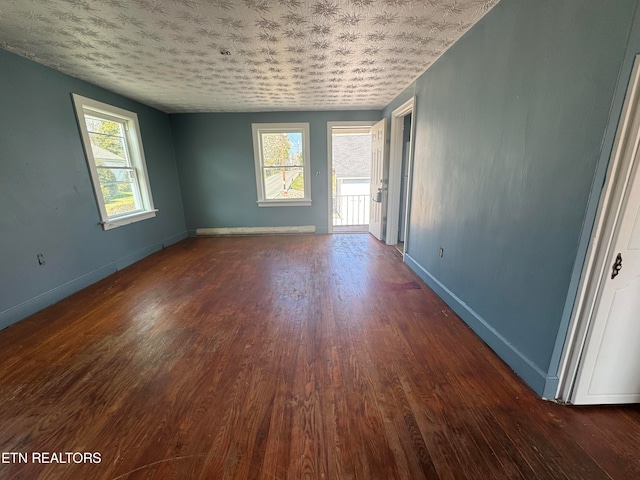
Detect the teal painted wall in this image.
<box><xmin>0</xmin><ymin>49</ymin><xmax>187</xmax><ymax>329</ymax></box>
<box><xmin>387</xmin><ymin>0</ymin><xmax>637</xmax><ymax>394</ymax></box>
<box><xmin>170</xmin><ymin>110</ymin><xmax>381</xmax><ymax>234</ymax></box>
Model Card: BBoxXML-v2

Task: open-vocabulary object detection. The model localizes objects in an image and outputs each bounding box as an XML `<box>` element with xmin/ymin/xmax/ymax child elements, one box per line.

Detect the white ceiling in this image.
<box><xmin>0</xmin><ymin>0</ymin><xmax>498</xmax><ymax>113</ymax></box>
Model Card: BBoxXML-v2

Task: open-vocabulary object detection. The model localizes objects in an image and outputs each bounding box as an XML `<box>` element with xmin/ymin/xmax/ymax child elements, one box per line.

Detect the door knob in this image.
<box><xmin>611</xmin><ymin>253</ymin><xmax>622</xmax><ymax>279</ymax></box>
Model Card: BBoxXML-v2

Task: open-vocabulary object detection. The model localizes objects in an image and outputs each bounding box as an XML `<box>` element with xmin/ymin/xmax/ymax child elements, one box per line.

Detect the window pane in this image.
<box><xmin>88</xmin><ymin>132</ymin><xmax>128</xmax><ymax>167</ymax></box>
<box><xmin>261</xmin><ymin>132</ymin><xmax>303</xmax><ymax>167</ymax></box>
<box><xmin>85</xmin><ymin>117</ymin><xmax>123</xmax><ymax>135</ymax></box>
<box><xmin>263</xmin><ymin>166</ymin><xmax>304</xmax><ymax>199</ymax></box>
<box><xmin>96</xmin><ymin>167</ymin><xmax>143</xmax><ymax>217</ymax></box>
<box><xmin>288</xmin><ymin>169</ymin><xmax>304</xmax><ymax>194</ymax></box>
<box><xmin>287</xmin><ymin>132</ymin><xmax>303</xmax><ymax>166</ymax></box>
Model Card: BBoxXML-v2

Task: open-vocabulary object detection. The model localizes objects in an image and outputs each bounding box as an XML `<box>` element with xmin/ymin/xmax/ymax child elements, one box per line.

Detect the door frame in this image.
<box><xmin>327</xmin><ymin>121</ymin><xmax>377</xmax><ymax>234</ymax></box>
<box><xmin>556</xmin><ymin>55</ymin><xmax>640</xmax><ymax>403</ymax></box>
<box><xmin>386</xmin><ymin>97</ymin><xmax>416</xmax><ymax>248</ymax></box>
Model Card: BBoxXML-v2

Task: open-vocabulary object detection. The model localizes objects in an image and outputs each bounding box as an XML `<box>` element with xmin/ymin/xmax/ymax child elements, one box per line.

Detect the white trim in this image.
<box><xmin>251</xmin><ymin>122</ymin><xmax>311</xmax><ymax>206</ymax></box>
<box><xmin>72</xmin><ymin>94</ymin><xmax>156</xmax><ymax>230</ymax></box>
<box><xmin>101</xmin><ymin>209</ymin><xmax>159</xmax><ymax>230</ymax></box>
<box><xmin>196</xmin><ymin>226</ymin><xmax>316</xmax><ymax>236</ymax></box>
<box><xmin>257</xmin><ymin>200</ymin><xmax>312</xmax><ymax>207</ymax></box>
<box><xmin>386</xmin><ymin>97</ymin><xmax>416</xmax><ymax>248</ymax></box>
<box><xmin>556</xmin><ymin>55</ymin><xmax>640</xmax><ymax>402</ymax></box>
<box><xmin>326</xmin><ymin>121</ymin><xmax>377</xmax><ymax>234</ymax></box>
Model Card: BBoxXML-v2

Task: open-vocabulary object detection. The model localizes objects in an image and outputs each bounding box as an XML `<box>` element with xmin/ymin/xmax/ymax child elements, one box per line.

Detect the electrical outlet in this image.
<box><xmin>439</xmin><ymin>247</ymin><xmax>444</xmax><ymax>258</ymax></box>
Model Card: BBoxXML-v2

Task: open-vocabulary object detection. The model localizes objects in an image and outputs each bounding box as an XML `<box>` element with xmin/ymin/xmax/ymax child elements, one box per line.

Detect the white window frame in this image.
<box><xmin>251</xmin><ymin>122</ymin><xmax>312</xmax><ymax>207</ymax></box>
<box><xmin>72</xmin><ymin>94</ymin><xmax>157</xmax><ymax>230</ymax></box>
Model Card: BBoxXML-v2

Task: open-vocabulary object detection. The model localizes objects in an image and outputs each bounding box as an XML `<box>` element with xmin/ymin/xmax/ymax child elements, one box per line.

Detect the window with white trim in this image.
<box><xmin>72</xmin><ymin>94</ymin><xmax>156</xmax><ymax>230</ymax></box>
<box><xmin>252</xmin><ymin>123</ymin><xmax>311</xmax><ymax>207</ymax></box>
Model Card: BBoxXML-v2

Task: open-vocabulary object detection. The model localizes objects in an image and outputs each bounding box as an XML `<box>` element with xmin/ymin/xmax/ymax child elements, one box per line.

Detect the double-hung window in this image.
<box><xmin>252</xmin><ymin>123</ymin><xmax>311</xmax><ymax>207</ymax></box>
<box><xmin>72</xmin><ymin>94</ymin><xmax>156</xmax><ymax>230</ymax></box>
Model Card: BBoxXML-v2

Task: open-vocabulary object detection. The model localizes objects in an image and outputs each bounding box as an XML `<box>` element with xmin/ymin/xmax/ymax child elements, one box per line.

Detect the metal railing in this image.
<box><xmin>332</xmin><ymin>194</ymin><xmax>370</xmax><ymax>226</ymax></box>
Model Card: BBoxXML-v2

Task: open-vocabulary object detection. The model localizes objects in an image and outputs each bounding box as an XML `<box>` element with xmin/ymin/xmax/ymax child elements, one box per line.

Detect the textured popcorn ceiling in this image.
<box><xmin>0</xmin><ymin>0</ymin><xmax>498</xmax><ymax>113</ymax></box>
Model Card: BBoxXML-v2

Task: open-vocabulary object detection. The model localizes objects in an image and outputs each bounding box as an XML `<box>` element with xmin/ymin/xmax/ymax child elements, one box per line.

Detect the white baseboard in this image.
<box><xmin>196</xmin><ymin>226</ymin><xmax>316</xmax><ymax>236</ymax></box>
<box><xmin>404</xmin><ymin>253</ymin><xmax>547</xmax><ymax>396</ymax></box>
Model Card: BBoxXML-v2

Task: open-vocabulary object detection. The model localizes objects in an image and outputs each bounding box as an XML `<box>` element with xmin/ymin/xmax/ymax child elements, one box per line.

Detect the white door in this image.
<box><xmin>369</xmin><ymin>118</ymin><xmax>386</xmax><ymax>240</ymax></box>
<box><xmin>571</xmin><ymin>56</ymin><xmax>640</xmax><ymax>405</ymax></box>
<box><xmin>571</xmin><ymin>99</ymin><xmax>640</xmax><ymax>404</ymax></box>
<box><xmin>556</xmin><ymin>55</ymin><xmax>640</xmax><ymax>405</ymax></box>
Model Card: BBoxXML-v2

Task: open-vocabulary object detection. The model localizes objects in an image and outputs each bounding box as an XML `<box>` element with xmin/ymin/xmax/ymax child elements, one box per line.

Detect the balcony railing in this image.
<box><xmin>332</xmin><ymin>194</ymin><xmax>370</xmax><ymax>226</ymax></box>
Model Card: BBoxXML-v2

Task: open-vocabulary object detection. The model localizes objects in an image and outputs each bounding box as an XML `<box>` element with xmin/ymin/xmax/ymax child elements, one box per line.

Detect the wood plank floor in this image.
<box><xmin>0</xmin><ymin>234</ymin><xmax>638</xmax><ymax>480</ymax></box>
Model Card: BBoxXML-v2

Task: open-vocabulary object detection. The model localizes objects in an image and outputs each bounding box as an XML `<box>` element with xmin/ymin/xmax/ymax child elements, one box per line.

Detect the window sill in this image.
<box><xmin>257</xmin><ymin>200</ymin><xmax>312</xmax><ymax>207</ymax></box>
<box><xmin>101</xmin><ymin>210</ymin><xmax>158</xmax><ymax>230</ymax></box>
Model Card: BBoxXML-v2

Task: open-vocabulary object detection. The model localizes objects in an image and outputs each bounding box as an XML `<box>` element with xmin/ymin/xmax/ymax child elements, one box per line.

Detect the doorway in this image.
<box><xmin>397</xmin><ymin>113</ymin><xmax>412</xmax><ymax>252</ymax></box>
<box><xmin>386</xmin><ymin>97</ymin><xmax>416</xmax><ymax>251</ymax></box>
<box><xmin>327</xmin><ymin>122</ymin><xmax>376</xmax><ymax>234</ymax></box>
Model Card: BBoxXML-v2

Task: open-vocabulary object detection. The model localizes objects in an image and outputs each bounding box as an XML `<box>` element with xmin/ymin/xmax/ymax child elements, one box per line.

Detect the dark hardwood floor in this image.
<box><xmin>0</xmin><ymin>234</ymin><xmax>638</xmax><ymax>480</ymax></box>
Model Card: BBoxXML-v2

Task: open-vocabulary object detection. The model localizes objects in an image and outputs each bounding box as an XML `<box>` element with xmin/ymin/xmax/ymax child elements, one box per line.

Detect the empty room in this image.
<box><xmin>1</xmin><ymin>0</ymin><xmax>640</xmax><ymax>478</ymax></box>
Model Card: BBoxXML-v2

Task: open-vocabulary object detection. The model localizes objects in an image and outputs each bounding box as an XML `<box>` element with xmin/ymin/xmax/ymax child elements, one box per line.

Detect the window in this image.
<box><xmin>252</xmin><ymin>123</ymin><xmax>311</xmax><ymax>207</ymax></box>
<box><xmin>72</xmin><ymin>94</ymin><xmax>156</xmax><ymax>230</ymax></box>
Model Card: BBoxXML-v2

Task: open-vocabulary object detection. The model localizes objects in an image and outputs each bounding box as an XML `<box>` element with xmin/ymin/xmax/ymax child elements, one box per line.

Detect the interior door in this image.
<box><xmin>369</xmin><ymin>118</ymin><xmax>386</xmax><ymax>240</ymax></box>
<box><xmin>572</xmin><ymin>146</ymin><xmax>640</xmax><ymax>404</ymax></box>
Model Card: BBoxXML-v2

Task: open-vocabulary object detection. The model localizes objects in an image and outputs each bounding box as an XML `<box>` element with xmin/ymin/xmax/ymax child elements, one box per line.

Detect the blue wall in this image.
<box><xmin>386</xmin><ymin>0</ymin><xmax>637</xmax><ymax>394</ymax></box>
<box><xmin>0</xmin><ymin>49</ymin><xmax>187</xmax><ymax>330</ymax></box>
<box><xmin>170</xmin><ymin>111</ymin><xmax>381</xmax><ymax>234</ymax></box>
